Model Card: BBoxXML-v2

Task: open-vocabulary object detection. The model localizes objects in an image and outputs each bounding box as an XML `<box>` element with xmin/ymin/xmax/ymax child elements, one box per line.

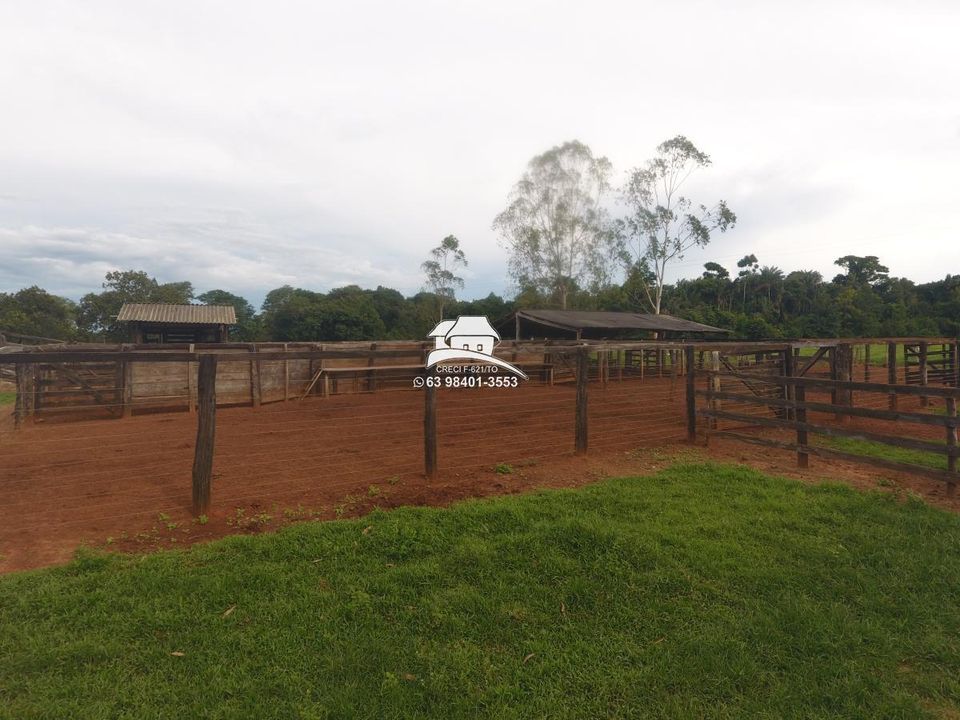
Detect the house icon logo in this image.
<box><xmin>426</xmin><ymin>316</ymin><xmax>528</xmax><ymax>379</ymax></box>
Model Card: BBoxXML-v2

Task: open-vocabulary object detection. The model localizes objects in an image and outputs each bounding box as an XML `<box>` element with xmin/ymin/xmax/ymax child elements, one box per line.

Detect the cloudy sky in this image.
<box><xmin>1</xmin><ymin>0</ymin><xmax>958</xmax><ymax>306</ymax></box>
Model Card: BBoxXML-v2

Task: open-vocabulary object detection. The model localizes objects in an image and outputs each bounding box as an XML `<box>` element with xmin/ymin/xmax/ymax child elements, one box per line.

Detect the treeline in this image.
<box><xmin>1</xmin><ymin>256</ymin><xmax>959</xmax><ymax>344</ymax></box>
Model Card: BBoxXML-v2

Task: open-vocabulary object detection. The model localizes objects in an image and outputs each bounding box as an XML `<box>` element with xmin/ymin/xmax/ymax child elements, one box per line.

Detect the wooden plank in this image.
<box><xmin>864</xmin><ymin>343</ymin><xmax>871</xmax><ymax>383</ymax></box>
<box><xmin>191</xmin><ymin>355</ymin><xmax>217</xmax><ymax>516</ymax></box>
<box><xmin>794</xmin><ymin>346</ymin><xmax>829</xmax><ymax>380</ymax></box>
<box><xmin>696</xmin><ymin>388</ymin><xmax>960</xmax><ymax>428</ymax></box>
<box><xmin>575</xmin><ymin>347</ymin><xmax>588</xmax><ymax>455</ymax></box>
<box><xmin>718</xmin><ymin>356</ymin><xmax>764</xmax><ymax>398</ymax></box>
<box><xmin>47</xmin><ymin>364</ymin><xmax>120</xmax><ymax>416</ymax></box>
<box><xmin>714</xmin><ymin>431</ymin><xmax>959</xmax><ymax>486</ymax></box>
<box><xmin>702</xmin><ymin>371</ymin><xmax>960</xmax><ymax>399</ymax></box>
<box><xmin>423</xmin><ymin>370</ymin><xmax>438</xmax><ymax>479</ymax></box>
<box><xmin>700</xmin><ymin>407</ymin><xmax>960</xmax><ymax>458</ymax></box>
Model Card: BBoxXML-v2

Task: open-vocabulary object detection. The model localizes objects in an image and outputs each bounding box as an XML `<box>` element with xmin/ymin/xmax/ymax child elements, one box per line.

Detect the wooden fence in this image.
<box><xmin>691</xmin><ymin>362</ymin><xmax>960</xmax><ymax>496</ymax></box>
<box><xmin>6</xmin><ymin>337</ymin><xmax>960</xmax><ymax>512</ymax></box>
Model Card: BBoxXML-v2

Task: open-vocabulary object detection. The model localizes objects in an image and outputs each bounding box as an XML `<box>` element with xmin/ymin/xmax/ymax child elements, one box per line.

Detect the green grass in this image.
<box><xmin>822</xmin><ymin>435</ymin><xmax>948</xmax><ymax>470</ymax></box>
<box><xmin>0</xmin><ymin>391</ymin><xmax>14</xmax><ymax>406</ymax></box>
<box><xmin>3</xmin><ymin>463</ymin><xmax>960</xmax><ymax>718</ymax></box>
<box><xmin>796</xmin><ymin>342</ymin><xmax>906</xmax><ymax>367</ymax></box>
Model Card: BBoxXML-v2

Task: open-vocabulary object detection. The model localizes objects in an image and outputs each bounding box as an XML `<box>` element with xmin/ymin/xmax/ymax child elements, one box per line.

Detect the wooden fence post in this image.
<box><xmin>249</xmin><ymin>346</ymin><xmax>261</xmax><ymax>408</ymax></box>
<box><xmin>14</xmin><ymin>363</ymin><xmax>28</xmax><ymax>430</ymax></box>
<box><xmin>283</xmin><ymin>343</ymin><xmax>290</xmax><ymax>401</ymax></box>
<box><xmin>423</xmin><ymin>370</ymin><xmax>438</xmax><ymax>480</ymax></box>
<box><xmin>575</xmin><ymin>347</ymin><xmax>589</xmax><ymax>455</ymax></box>
<box><xmin>864</xmin><ymin>343</ymin><xmax>871</xmax><ymax>383</ymax></box>
<box><xmin>888</xmin><ymin>342</ymin><xmax>898</xmax><ymax>411</ymax></box>
<box><xmin>946</xmin><ymin>396</ymin><xmax>957</xmax><ymax>498</ymax></box>
<box><xmin>954</xmin><ymin>339</ymin><xmax>960</xmax><ymax>388</ymax></box>
<box><xmin>685</xmin><ymin>346</ymin><xmax>696</xmax><ymax>443</ymax></box>
<box><xmin>367</xmin><ymin>342</ymin><xmax>377</xmax><ymax>392</ymax></box>
<box><xmin>919</xmin><ymin>341</ymin><xmax>929</xmax><ymax>407</ymax></box>
<box><xmin>187</xmin><ymin>343</ymin><xmax>196</xmax><ymax>414</ymax></box>
<box><xmin>709</xmin><ymin>351</ymin><xmax>721</xmax><ymax>430</ymax></box>
<box><xmin>783</xmin><ymin>345</ymin><xmax>795</xmax><ymax>420</ymax></box>
<box><xmin>33</xmin><ymin>364</ymin><xmax>42</xmax><ymax>418</ymax></box>
<box><xmin>829</xmin><ymin>346</ymin><xmax>838</xmax><ymax>407</ymax></box>
<box><xmin>835</xmin><ymin>343</ymin><xmax>852</xmax><ymax>421</ymax></box>
<box><xmin>795</xmin><ymin>384</ymin><xmax>809</xmax><ymax>469</ymax></box>
<box><xmin>192</xmin><ymin>355</ymin><xmax>217</xmax><ymax>516</ymax></box>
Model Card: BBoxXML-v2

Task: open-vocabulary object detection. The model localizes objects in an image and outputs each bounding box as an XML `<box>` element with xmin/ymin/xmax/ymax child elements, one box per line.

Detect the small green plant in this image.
<box><xmin>283</xmin><ymin>505</ymin><xmax>308</xmax><ymax>520</ymax></box>
<box><xmin>367</xmin><ymin>485</ymin><xmax>382</xmax><ymax>498</ymax></box>
<box><xmin>234</xmin><ymin>512</ymin><xmax>272</xmax><ymax>531</ymax></box>
<box><xmin>158</xmin><ymin>513</ymin><xmax>170</xmax><ymax>522</ymax></box>
<box><xmin>195</xmin><ymin>515</ymin><xmax>208</xmax><ymax>526</ymax></box>
<box><xmin>494</xmin><ymin>463</ymin><xmax>514</xmax><ymax>475</ymax></box>
<box><xmin>387</xmin><ymin>476</ymin><xmax>400</xmax><ymax>485</ymax></box>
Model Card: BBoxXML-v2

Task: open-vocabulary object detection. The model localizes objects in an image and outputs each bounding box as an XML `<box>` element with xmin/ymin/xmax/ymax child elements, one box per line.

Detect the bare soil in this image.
<box><xmin>1</xmin><ymin>377</ymin><xmax>956</xmax><ymax>573</ymax></box>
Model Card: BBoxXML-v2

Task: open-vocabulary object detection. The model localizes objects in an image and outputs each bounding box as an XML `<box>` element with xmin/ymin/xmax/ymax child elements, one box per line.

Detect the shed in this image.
<box><xmin>505</xmin><ymin>310</ymin><xmax>729</xmax><ymax>341</ymax></box>
<box><xmin>116</xmin><ymin>303</ymin><xmax>237</xmax><ymax>344</ymax></box>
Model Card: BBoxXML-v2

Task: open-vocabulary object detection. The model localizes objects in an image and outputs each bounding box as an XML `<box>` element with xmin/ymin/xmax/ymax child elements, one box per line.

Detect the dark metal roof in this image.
<box><xmin>514</xmin><ymin>310</ymin><xmax>729</xmax><ymax>334</ymax></box>
<box><xmin>117</xmin><ymin>303</ymin><xmax>237</xmax><ymax>325</ymax></box>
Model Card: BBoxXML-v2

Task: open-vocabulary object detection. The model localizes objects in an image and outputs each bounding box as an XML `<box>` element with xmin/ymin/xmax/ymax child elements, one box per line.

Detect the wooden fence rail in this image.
<box><xmin>693</xmin><ymin>372</ymin><xmax>960</xmax><ymax>496</ymax></box>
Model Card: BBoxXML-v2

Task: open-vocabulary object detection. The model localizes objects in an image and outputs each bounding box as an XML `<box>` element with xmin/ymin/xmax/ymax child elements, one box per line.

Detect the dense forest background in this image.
<box><xmin>2</xmin><ymin>254</ymin><xmax>959</xmax><ymax>343</ymax></box>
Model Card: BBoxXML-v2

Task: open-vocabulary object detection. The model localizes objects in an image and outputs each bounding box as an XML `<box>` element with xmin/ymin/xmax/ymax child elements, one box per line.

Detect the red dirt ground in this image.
<box><xmin>1</xmin><ymin>377</ymin><xmax>957</xmax><ymax>573</ymax></box>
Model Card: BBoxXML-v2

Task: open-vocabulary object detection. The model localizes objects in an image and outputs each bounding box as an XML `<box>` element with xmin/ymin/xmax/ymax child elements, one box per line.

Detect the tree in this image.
<box><xmin>620</xmin><ymin>136</ymin><xmax>736</xmax><ymax>314</ymax></box>
<box><xmin>77</xmin><ymin>270</ymin><xmax>194</xmax><ymax>340</ymax></box>
<box><xmin>494</xmin><ymin>140</ymin><xmax>616</xmax><ymax>310</ymax></box>
<box><xmin>833</xmin><ymin>255</ymin><xmax>889</xmax><ymax>286</ymax></box>
<box><xmin>701</xmin><ymin>262</ymin><xmax>731</xmax><ymax>310</ymax></box>
<box><xmin>756</xmin><ymin>266</ymin><xmax>785</xmax><ymax>310</ymax></box>
<box><xmin>0</xmin><ymin>287</ymin><xmax>77</xmax><ymax>340</ymax></box>
<box><xmin>735</xmin><ymin>254</ymin><xmax>759</xmax><ymax>310</ymax></box>
<box><xmin>196</xmin><ymin>289</ymin><xmax>260</xmax><ymax>340</ymax></box>
<box><xmin>421</xmin><ymin>235</ymin><xmax>467</xmax><ymax>321</ymax></box>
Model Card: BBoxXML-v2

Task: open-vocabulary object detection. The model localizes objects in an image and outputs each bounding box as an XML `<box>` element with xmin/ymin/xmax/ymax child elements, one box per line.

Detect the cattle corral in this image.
<box><xmin>2</xmin><ymin>337</ymin><xmax>959</xmax><ymax>571</ymax></box>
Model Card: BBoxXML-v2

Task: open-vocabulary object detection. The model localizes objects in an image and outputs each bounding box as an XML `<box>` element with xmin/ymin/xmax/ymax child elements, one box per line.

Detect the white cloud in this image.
<box><xmin>0</xmin><ymin>0</ymin><xmax>958</xmax><ymax>305</ymax></box>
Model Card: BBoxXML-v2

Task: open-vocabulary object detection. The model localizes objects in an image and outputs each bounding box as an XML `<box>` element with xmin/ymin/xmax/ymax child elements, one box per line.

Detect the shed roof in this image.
<box><xmin>117</xmin><ymin>303</ymin><xmax>237</xmax><ymax>325</ymax></box>
<box><xmin>514</xmin><ymin>310</ymin><xmax>728</xmax><ymax>334</ymax></box>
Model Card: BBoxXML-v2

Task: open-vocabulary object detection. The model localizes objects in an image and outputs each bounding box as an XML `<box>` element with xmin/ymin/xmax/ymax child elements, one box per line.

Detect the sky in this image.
<box><xmin>1</xmin><ymin>0</ymin><xmax>958</xmax><ymax>308</ymax></box>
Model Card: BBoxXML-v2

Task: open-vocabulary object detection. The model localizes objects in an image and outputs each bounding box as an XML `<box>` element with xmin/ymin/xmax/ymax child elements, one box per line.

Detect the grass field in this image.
<box><xmin>823</xmin><ymin>435</ymin><xmax>948</xmax><ymax>470</ymax></box>
<box><xmin>3</xmin><ymin>463</ymin><xmax>960</xmax><ymax>718</ymax></box>
<box><xmin>0</xmin><ymin>391</ymin><xmax>14</xmax><ymax>406</ymax></box>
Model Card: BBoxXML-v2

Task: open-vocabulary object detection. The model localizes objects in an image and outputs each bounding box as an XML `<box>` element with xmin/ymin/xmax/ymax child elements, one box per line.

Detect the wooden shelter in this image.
<box><xmin>505</xmin><ymin>310</ymin><xmax>729</xmax><ymax>341</ymax></box>
<box><xmin>117</xmin><ymin>303</ymin><xmax>236</xmax><ymax>343</ymax></box>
